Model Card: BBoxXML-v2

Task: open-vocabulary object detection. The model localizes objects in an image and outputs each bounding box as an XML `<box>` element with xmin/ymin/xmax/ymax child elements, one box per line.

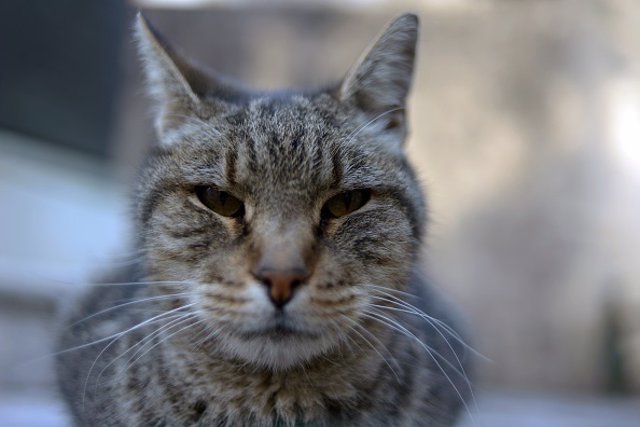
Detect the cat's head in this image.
<box><xmin>134</xmin><ymin>13</ymin><xmax>426</xmax><ymax>369</ymax></box>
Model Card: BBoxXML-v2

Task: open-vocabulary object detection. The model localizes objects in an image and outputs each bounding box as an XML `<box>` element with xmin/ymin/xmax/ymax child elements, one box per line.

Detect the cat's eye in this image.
<box><xmin>195</xmin><ymin>186</ymin><xmax>244</xmax><ymax>217</ymax></box>
<box><xmin>322</xmin><ymin>189</ymin><xmax>371</xmax><ymax>218</ymax></box>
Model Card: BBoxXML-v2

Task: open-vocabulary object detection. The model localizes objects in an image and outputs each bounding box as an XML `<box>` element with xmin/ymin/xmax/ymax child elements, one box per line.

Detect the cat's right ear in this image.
<box><xmin>135</xmin><ymin>13</ymin><xmax>212</xmax><ymax>139</ymax></box>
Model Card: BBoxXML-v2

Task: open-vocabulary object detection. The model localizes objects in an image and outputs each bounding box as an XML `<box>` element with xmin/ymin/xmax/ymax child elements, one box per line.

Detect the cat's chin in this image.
<box><xmin>219</xmin><ymin>329</ymin><xmax>339</xmax><ymax>371</ymax></box>
<box><xmin>239</xmin><ymin>324</ymin><xmax>320</xmax><ymax>340</ymax></box>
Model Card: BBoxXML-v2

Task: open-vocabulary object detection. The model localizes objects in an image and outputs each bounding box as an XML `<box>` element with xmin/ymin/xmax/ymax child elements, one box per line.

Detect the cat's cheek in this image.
<box><xmin>319</xmin><ymin>202</ymin><xmax>377</xmax><ymax>238</ymax></box>
<box><xmin>327</xmin><ymin>222</ymin><xmax>415</xmax><ymax>289</ymax></box>
<box><xmin>321</xmin><ymin>219</ymin><xmax>341</xmax><ymax>238</ymax></box>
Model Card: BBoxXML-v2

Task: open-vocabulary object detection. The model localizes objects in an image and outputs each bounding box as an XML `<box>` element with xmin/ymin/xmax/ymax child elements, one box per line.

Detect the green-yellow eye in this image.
<box><xmin>323</xmin><ymin>189</ymin><xmax>371</xmax><ymax>218</ymax></box>
<box><xmin>195</xmin><ymin>186</ymin><xmax>244</xmax><ymax>217</ymax></box>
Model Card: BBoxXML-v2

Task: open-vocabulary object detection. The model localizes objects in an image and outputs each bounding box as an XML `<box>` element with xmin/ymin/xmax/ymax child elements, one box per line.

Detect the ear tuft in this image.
<box><xmin>340</xmin><ymin>14</ymin><xmax>419</xmax><ymax>115</ymax></box>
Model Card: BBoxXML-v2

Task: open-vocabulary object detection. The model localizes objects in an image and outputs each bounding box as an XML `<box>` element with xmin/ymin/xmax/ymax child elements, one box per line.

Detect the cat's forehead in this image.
<box><xmin>167</xmin><ymin>93</ymin><xmax>401</xmax><ymax>202</ymax></box>
<box><xmin>219</xmin><ymin>95</ymin><xmax>347</xmax><ymax>197</ymax></box>
<box><xmin>236</xmin><ymin>94</ymin><xmax>345</xmax><ymax>141</ymax></box>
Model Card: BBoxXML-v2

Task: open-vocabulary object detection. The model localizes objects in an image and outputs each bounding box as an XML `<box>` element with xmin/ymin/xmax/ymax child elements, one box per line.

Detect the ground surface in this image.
<box><xmin>457</xmin><ymin>390</ymin><xmax>640</xmax><ymax>427</ymax></box>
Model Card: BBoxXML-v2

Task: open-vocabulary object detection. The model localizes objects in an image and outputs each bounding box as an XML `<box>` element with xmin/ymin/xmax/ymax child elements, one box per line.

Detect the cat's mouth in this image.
<box><xmin>240</xmin><ymin>313</ymin><xmax>320</xmax><ymax>341</ymax></box>
<box><xmin>220</xmin><ymin>312</ymin><xmax>333</xmax><ymax>369</ymax></box>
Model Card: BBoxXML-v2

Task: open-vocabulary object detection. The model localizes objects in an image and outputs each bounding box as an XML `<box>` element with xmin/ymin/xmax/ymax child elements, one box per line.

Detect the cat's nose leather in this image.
<box><xmin>255</xmin><ymin>268</ymin><xmax>308</xmax><ymax>308</ymax></box>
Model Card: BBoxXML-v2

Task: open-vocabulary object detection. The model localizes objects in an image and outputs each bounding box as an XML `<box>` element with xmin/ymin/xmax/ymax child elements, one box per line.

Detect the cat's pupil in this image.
<box><xmin>195</xmin><ymin>186</ymin><xmax>244</xmax><ymax>217</ymax></box>
<box><xmin>343</xmin><ymin>192</ymin><xmax>352</xmax><ymax>209</ymax></box>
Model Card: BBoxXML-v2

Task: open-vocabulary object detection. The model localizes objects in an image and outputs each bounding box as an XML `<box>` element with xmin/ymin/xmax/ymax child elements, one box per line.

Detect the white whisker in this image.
<box><xmin>362</xmin><ymin>309</ymin><xmax>477</xmax><ymax>426</ymax></box>
<box><xmin>95</xmin><ymin>313</ymin><xmax>198</xmax><ymax>393</ymax></box>
<box><xmin>80</xmin><ymin>303</ymin><xmax>196</xmax><ymax>408</ymax></box>
<box><xmin>343</xmin><ymin>107</ymin><xmax>405</xmax><ymax>146</ymax></box>
<box><xmin>339</xmin><ymin>314</ymin><xmax>401</xmax><ymax>382</ymax></box>
<box><xmin>86</xmin><ymin>280</ymin><xmax>193</xmax><ymax>287</ymax></box>
<box><xmin>125</xmin><ymin>317</ymin><xmax>200</xmax><ymax>370</ymax></box>
<box><xmin>70</xmin><ymin>292</ymin><xmax>196</xmax><ymax>327</ymax></box>
<box><xmin>369</xmin><ymin>301</ymin><xmax>480</xmax><ymax>419</ymax></box>
<box><xmin>366</xmin><ymin>286</ymin><xmax>486</xmax><ymax>360</ymax></box>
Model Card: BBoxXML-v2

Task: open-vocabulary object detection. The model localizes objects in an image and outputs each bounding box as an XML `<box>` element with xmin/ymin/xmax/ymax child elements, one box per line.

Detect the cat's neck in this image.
<box><xmin>152</xmin><ymin>322</ymin><xmax>401</xmax><ymax>420</ymax></box>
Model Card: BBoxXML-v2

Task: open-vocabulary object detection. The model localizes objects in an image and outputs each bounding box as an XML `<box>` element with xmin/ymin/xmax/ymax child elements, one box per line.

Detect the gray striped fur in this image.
<box><xmin>56</xmin><ymin>13</ymin><xmax>471</xmax><ymax>426</ymax></box>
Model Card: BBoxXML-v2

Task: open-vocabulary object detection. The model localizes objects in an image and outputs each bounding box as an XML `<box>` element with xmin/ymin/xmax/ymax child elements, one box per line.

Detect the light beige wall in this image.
<box><xmin>114</xmin><ymin>0</ymin><xmax>640</xmax><ymax>392</ymax></box>
<box><xmin>409</xmin><ymin>0</ymin><xmax>640</xmax><ymax>392</ymax></box>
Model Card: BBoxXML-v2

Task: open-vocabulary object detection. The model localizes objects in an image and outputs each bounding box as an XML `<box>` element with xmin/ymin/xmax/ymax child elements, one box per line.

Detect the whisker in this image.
<box><xmin>365</xmin><ymin>282</ymin><xmax>481</xmax><ymax>415</ymax></box>
<box><xmin>369</xmin><ymin>301</ymin><xmax>480</xmax><ymax>418</ymax></box>
<box><xmin>80</xmin><ymin>303</ymin><xmax>196</xmax><ymax>408</ymax></box>
<box><xmin>367</xmin><ymin>287</ymin><xmax>463</xmax><ymax>337</ymax></box>
<box><xmin>366</xmin><ymin>287</ymin><xmax>486</xmax><ymax>360</ymax></box>
<box><xmin>364</xmin><ymin>284</ymin><xmax>417</xmax><ymax>300</ymax></box>
<box><xmin>125</xmin><ymin>316</ymin><xmax>200</xmax><ymax>371</ymax></box>
<box><xmin>342</xmin><ymin>107</ymin><xmax>405</xmax><ymax>146</ymax></box>
<box><xmin>362</xmin><ymin>309</ymin><xmax>477</xmax><ymax>426</ymax></box>
<box><xmin>362</xmin><ymin>310</ymin><xmax>467</xmax><ymax>379</ymax></box>
<box><xmin>94</xmin><ymin>313</ymin><xmax>198</xmax><ymax>393</ymax></box>
<box><xmin>370</xmin><ymin>298</ymin><xmax>488</xmax><ymax>362</ymax></box>
<box><xmin>339</xmin><ymin>314</ymin><xmax>401</xmax><ymax>382</ymax></box>
<box><xmin>40</xmin><ymin>304</ymin><xmax>193</xmax><ymax>362</ymax></box>
<box><xmin>86</xmin><ymin>280</ymin><xmax>193</xmax><ymax>287</ymax></box>
<box><xmin>127</xmin><ymin>313</ymin><xmax>198</xmax><ymax>363</ymax></box>
<box><xmin>69</xmin><ymin>292</ymin><xmax>197</xmax><ymax>327</ymax></box>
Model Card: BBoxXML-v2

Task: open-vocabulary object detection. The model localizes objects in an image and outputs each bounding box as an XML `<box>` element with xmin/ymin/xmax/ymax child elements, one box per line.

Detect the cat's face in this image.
<box><xmin>135</xmin><ymin>14</ymin><xmax>424</xmax><ymax>368</ymax></box>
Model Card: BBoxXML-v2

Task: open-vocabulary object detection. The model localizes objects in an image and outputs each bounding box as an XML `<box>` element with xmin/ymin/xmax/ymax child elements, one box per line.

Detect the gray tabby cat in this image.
<box><xmin>56</xmin><ymin>13</ymin><xmax>472</xmax><ymax>426</ymax></box>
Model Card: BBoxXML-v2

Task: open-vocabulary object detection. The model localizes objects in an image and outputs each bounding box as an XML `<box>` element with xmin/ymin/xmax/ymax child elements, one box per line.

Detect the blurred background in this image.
<box><xmin>1</xmin><ymin>0</ymin><xmax>639</xmax><ymax>426</ymax></box>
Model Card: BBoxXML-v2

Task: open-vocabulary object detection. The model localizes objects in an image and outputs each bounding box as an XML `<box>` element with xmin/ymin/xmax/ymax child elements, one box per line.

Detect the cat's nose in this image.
<box><xmin>254</xmin><ymin>267</ymin><xmax>309</xmax><ymax>308</ymax></box>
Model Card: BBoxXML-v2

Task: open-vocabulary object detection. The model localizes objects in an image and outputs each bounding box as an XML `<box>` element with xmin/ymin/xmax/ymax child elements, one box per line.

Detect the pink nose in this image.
<box><xmin>254</xmin><ymin>268</ymin><xmax>309</xmax><ymax>308</ymax></box>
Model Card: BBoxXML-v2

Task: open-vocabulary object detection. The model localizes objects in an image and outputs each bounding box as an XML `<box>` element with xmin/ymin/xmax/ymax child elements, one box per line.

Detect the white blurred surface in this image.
<box><xmin>0</xmin><ymin>130</ymin><xmax>130</xmax><ymax>292</ymax></box>
<box><xmin>0</xmin><ymin>391</ymin><xmax>68</xmax><ymax>427</ymax></box>
<box><xmin>458</xmin><ymin>391</ymin><xmax>640</xmax><ymax>427</ymax></box>
<box><xmin>0</xmin><ymin>130</ymin><xmax>130</xmax><ymax>389</ymax></box>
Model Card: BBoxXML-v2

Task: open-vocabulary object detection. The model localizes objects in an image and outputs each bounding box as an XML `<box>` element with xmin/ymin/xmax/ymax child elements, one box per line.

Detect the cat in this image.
<box><xmin>56</xmin><ymin>12</ymin><xmax>472</xmax><ymax>426</ymax></box>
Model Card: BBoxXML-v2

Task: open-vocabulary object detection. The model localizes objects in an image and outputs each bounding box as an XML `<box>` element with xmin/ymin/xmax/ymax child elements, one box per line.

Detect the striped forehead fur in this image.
<box><xmin>137</xmin><ymin>92</ymin><xmax>426</xmax><ymax>237</ymax></box>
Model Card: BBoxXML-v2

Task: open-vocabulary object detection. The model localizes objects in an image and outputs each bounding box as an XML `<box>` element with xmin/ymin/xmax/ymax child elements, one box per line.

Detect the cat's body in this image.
<box><xmin>57</xmin><ymin>13</ymin><xmax>471</xmax><ymax>426</ymax></box>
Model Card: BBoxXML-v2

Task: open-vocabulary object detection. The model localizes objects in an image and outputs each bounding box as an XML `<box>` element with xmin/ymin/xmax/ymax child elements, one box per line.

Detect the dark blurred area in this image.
<box><xmin>1</xmin><ymin>1</ymin><xmax>639</xmax><ymax>426</ymax></box>
<box><xmin>0</xmin><ymin>1</ymin><xmax>129</xmax><ymax>158</ymax></box>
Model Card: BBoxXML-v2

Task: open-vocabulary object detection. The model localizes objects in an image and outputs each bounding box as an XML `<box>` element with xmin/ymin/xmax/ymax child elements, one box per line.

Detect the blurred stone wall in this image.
<box><xmin>410</xmin><ymin>0</ymin><xmax>640</xmax><ymax>392</ymax></box>
<box><xmin>115</xmin><ymin>0</ymin><xmax>640</xmax><ymax>392</ymax></box>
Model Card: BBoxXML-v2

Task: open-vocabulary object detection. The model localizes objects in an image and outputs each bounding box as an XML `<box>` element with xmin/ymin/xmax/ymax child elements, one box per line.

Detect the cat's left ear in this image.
<box><xmin>339</xmin><ymin>14</ymin><xmax>419</xmax><ymax>137</ymax></box>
